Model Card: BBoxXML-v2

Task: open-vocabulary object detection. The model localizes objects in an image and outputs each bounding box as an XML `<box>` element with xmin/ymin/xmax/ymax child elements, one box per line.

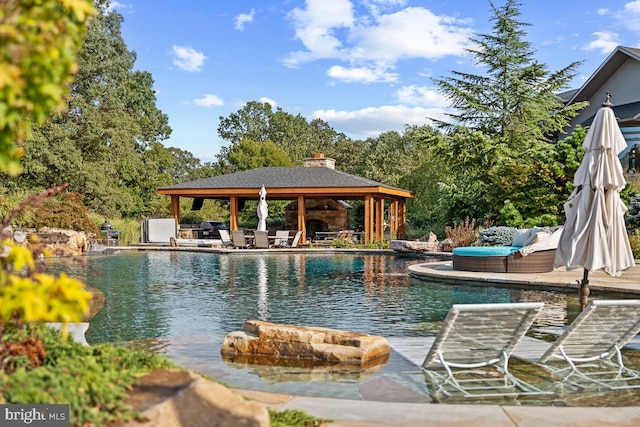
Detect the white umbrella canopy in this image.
<box><xmin>555</xmin><ymin>95</ymin><xmax>636</xmax><ymax>310</ymax></box>
<box><xmin>257</xmin><ymin>185</ymin><xmax>268</xmax><ymax>232</ymax></box>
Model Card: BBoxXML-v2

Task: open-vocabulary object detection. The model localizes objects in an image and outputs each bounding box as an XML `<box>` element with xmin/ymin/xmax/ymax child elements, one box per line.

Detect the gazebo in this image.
<box><xmin>157</xmin><ymin>154</ymin><xmax>414</xmax><ymax>243</ymax></box>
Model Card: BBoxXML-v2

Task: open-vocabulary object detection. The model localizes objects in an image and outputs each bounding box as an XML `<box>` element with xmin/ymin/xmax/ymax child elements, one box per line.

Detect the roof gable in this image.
<box><xmin>567</xmin><ymin>46</ymin><xmax>640</xmax><ymax>106</ymax></box>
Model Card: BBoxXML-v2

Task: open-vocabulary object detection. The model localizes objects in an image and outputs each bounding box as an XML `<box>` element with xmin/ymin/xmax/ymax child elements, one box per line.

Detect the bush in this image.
<box><xmin>31</xmin><ymin>192</ymin><xmax>100</xmax><ymax>235</ymax></box>
<box><xmin>629</xmin><ymin>229</ymin><xmax>640</xmax><ymax>259</ymax></box>
<box><xmin>330</xmin><ymin>238</ymin><xmax>355</xmax><ymax>248</ymax></box>
<box><xmin>479</xmin><ymin>226</ymin><xmax>516</xmax><ymax>246</ymax></box>
<box><xmin>444</xmin><ymin>217</ymin><xmax>478</xmax><ymax>248</ymax></box>
<box><xmin>0</xmin><ymin>324</ymin><xmax>174</xmax><ymax>426</ymax></box>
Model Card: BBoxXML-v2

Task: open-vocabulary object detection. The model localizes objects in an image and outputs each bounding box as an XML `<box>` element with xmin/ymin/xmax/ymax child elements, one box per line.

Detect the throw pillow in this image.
<box><xmin>512</xmin><ymin>228</ymin><xmax>532</xmax><ymax>247</ymax></box>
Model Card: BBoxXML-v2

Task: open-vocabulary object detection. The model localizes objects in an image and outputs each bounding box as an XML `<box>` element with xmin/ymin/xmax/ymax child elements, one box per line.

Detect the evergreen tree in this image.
<box><xmin>429</xmin><ymin>0</ymin><xmax>588</xmax><ymax>224</ymax></box>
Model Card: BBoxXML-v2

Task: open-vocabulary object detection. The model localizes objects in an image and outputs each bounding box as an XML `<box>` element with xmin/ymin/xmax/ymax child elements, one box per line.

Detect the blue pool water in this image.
<box><xmin>49</xmin><ymin>251</ymin><xmax>577</xmax><ymax>344</ymax></box>
<box><xmin>48</xmin><ymin>251</ymin><xmax>590</xmax><ymax>402</ymax></box>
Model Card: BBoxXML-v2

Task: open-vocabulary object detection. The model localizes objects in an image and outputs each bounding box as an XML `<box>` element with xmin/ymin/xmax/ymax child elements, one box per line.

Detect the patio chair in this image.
<box><xmin>273</xmin><ymin>230</ymin><xmax>290</xmax><ymax>248</ymax></box>
<box><xmin>289</xmin><ymin>231</ymin><xmax>303</xmax><ymax>248</ymax></box>
<box><xmin>253</xmin><ymin>230</ymin><xmax>270</xmax><ymax>249</ymax></box>
<box><xmin>536</xmin><ymin>299</ymin><xmax>640</xmax><ymax>390</ymax></box>
<box><xmin>231</xmin><ymin>230</ymin><xmax>251</xmax><ymax>249</ymax></box>
<box><xmin>218</xmin><ymin>229</ymin><xmax>234</xmax><ymax>247</ymax></box>
<box><xmin>421</xmin><ymin>302</ymin><xmax>549</xmax><ymax>398</ymax></box>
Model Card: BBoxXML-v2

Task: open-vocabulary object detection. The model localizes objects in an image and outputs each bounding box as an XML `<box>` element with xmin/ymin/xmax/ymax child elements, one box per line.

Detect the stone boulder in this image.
<box><xmin>221</xmin><ymin>320</ymin><xmax>390</xmax><ymax>367</ymax></box>
<box><xmin>31</xmin><ymin>227</ymin><xmax>89</xmax><ymax>256</ymax></box>
<box><xmin>117</xmin><ymin>369</ymin><xmax>269</xmax><ymax>427</ymax></box>
<box><xmin>390</xmin><ymin>239</ymin><xmax>442</xmax><ymax>253</ymax></box>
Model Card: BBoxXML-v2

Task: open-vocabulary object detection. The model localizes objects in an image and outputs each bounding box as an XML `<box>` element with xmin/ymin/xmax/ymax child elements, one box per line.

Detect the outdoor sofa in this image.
<box><xmin>452</xmin><ymin>226</ymin><xmax>563</xmax><ymax>274</ymax></box>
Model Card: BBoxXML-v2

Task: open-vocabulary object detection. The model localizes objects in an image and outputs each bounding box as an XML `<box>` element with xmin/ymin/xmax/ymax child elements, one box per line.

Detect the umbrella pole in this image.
<box><xmin>579</xmin><ymin>269</ymin><xmax>590</xmax><ymax>312</ymax></box>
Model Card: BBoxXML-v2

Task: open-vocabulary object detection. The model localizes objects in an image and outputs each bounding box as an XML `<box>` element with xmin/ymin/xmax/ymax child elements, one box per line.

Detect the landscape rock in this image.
<box><xmin>31</xmin><ymin>227</ymin><xmax>89</xmax><ymax>256</ymax></box>
<box><xmin>390</xmin><ymin>239</ymin><xmax>442</xmax><ymax>253</ymax></box>
<box><xmin>117</xmin><ymin>369</ymin><xmax>269</xmax><ymax>427</ymax></box>
<box><xmin>221</xmin><ymin>320</ymin><xmax>390</xmax><ymax>367</ymax></box>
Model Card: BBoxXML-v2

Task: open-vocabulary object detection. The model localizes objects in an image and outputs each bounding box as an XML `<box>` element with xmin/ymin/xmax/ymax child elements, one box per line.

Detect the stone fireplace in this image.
<box><xmin>284</xmin><ymin>198</ymin><xmax>352</xmax><ymax>236</ymax></box>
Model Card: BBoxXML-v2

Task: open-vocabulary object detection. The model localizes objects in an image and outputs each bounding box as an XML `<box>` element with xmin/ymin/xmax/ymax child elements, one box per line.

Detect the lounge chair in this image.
<box><xmin>218</xmin><ymin>229</ymin><xmax>234</xmax><ymax>247</ymax></box>
<box><xmin>231</xmin><ymin>230</ymin><xmax>251</xmax><ymax>249</ymax></box>
<box><xmin>536</xmin><ymin>299</ymin><xmax>640</xmax><ymax>390</ymax></box>
<box><xmin>253</xmin><ymin>230</ymin><xmax>270</xmax><ymax>249</ymax></box>
<box><xmin>421</xmin><ymin>302</ymin><xmax>549</xmax><ymax>398</ymax></box>
<box><xmin>452</xmin><ymin>226</ymin><xmax>562</xmax><ymax>273</ymax></box>
<box><xmin>273</xmin><ymin>230</ymin><xmax>290</xmax><ymax>248</ymax></box>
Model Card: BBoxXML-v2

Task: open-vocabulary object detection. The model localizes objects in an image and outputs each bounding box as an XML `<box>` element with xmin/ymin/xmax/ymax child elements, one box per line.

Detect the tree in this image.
<box><xmin>14</xmin><ymin>0</ymin><xmax>172</xmax><ymax>217</ymax></box>
<box><xmin>220</xmin><ymin>138</ymin><xmax>293</xmax><ymax>174</ymax></box>
<box><xmin>217</xmin><ymin>101</ymin><xmax>351</xmax><ymax>166</ymax></box>
<box><xmin>429</xmin><ymin>0</ymin><xmax>588</xmax><ymax>223</ymax></box>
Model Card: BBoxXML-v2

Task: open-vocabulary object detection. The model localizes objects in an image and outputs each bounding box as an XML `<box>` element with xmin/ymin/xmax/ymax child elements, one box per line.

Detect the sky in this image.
<box><xmin>111</xmin><ymin>0</ymin><xmax>640</xmax><ymax>163</ymax></box>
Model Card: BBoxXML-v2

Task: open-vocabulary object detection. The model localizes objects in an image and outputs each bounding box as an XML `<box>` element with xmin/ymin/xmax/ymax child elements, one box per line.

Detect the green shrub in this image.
<box><xmin>629</xmin><ymin>229</ymin><xmax>640</xmax><ymax>259</ymax></box>
<box><xmin>269</xmin><ymin>409</ymin><xmax>330</xmax><ymax>427</ymax></box>
<box><xmin>330</xmin><ymin>238</ymin><xmax>355</xmax><ymax>248</ymax></box>
<box><xmin>360</xmin><ymin>239</ymin><xmax>390</xmax><ymax>249</ymax></box>
<box><xmin>479</xmin><ymin>226</ymin><xmax>516</xmax><ymax>246</ymax></box>
<box><xmin>0</xmin><ymin>324</ymin><xmax>174</xmax><ymax>426</ymax></box>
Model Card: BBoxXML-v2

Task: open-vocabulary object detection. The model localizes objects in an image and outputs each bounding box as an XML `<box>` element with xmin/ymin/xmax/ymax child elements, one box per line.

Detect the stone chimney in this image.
<box><xmin>303</xmin><ymin>153</ymin><xmax>335</xmax><ymax>169</ymax></box>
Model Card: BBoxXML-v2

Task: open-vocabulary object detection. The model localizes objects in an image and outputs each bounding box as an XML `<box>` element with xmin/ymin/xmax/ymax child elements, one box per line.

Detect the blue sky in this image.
<box><xmin>111</xmin><ymin>0</ymin><xmax>640</xmax><ymax>162</ymax></box>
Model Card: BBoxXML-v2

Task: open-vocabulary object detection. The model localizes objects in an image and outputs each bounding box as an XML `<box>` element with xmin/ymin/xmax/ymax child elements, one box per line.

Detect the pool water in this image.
<box><xmin>49</xmin><ymin>251</ymin><xmax>634</xmax><ymax>405</ymax></box>
<box><xmin>49</xmin><ymin>251</ymin><xmax>578</xmax><ymax>343</ymax></box>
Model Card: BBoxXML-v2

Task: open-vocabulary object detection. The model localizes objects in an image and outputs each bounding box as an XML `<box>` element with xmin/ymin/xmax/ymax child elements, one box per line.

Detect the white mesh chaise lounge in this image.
<box><xmin>421</xmin><ymin>302</ymin><xmax>549</xmax><ymax>398</ymax></box>
<box><xmin>537</xmin><ymin>299</ymin><xmax>640</xmax><ymax>390</ymax></box>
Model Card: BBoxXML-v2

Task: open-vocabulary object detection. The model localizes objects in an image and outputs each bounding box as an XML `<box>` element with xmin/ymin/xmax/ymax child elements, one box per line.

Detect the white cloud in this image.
<box><xmin>172</xmin><ymin>45</ymin><xmax>207</xmax><ymax>72</ymax></box>
<box><xmin>327</xmin><ymin>65</ymin><xmax>398</xmax><ymax>83</ymax></box>
<box><xmin>313</xmin><ymin>105</ymin><xmax>447</xmax><ymax>137</ymax></box>
<box><xmin>582</xmin><ymin>31</ymin><xmax>620</xmax><ymax>54</ymax></box>
<box><xmin>235</xmin><ymin>9</ymin><xmax>255</xmax><ymax>31</ymax></box>
<box><xmin>259</xmin><ymin>97</ymin><xmax>277</xmax><ymax>107</ymax></box>
<box><xmin>285</xmin><ymin>0</ymin><xmax>356</xmax><ymax>66</ymax></box>
<box><xmin>616</xmin><ymin>1</ymin><xmax>640</xmax><ymax>32</ymax></box>
<box><xmin>596</xmin><ymin>8</ymin><xmax>610</xmax><ymax>16</ymax></box>
<box><xmin>284</xmin><ymin>2</ymin><xmax>473</xmax><ymax>82</ymax></box>
<box><xmin>394</xmin><ymin>85</ymin><xmax>447</xmax><ymax>107</ymax></box>
<box><xmin>193</xmin><ymin>94</ymin><xmax>224</xmax><ymax>107</ymax></box>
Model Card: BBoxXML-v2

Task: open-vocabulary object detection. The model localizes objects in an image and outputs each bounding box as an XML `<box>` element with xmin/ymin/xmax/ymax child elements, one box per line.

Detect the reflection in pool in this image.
<box><xmin>48</xmin><ymin>251</ymin><xmax>604</xmax><ymax>403</ymax></box>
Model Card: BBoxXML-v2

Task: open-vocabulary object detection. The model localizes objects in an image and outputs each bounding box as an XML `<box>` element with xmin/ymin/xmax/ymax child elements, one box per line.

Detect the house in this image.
<box><xmin>562</xmin><ymin>46</ymin><xmax>640</xmax><ymax>170</ymax></box>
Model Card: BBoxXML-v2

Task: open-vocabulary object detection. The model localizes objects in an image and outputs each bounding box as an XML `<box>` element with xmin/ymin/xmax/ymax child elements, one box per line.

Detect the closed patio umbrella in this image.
<box><xmin>555</xmin><ymin>93</ymin><xmax>636</xmax><ymax>311</ymax></box>
<box><xmin>257</xmin><ymin>185</ymin><xmax>268</xmax><ymax>232</ymax></box>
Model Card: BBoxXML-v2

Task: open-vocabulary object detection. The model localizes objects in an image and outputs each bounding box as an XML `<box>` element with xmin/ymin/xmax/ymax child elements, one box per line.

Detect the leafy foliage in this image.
<box><xmin>0</xmin><ymin>0</ymin><xmax>94</xmax><ymax>175</ymax></box>
<box><xmin>628</xmin><ymin>229</ymin><xmax>640</xmax><ymax>259</ymax></box>
<box><xmin>13</xmin><ymin>0</ymin><xmax>173</xmax><ymax>218</ymax></box>
<box><xmin>30</xmin><ymin>192</ymin><xmax>100</xmax><ymax>235</ymax></box>
<box><xmin>0</xmin><ymin>324</ymin><xmax>174</xmax><ymax>427</ymax></box>
<box><xmin>269</xmin><ymin>409</ymin><xmax>329</xmax><ymax>427</ymax></box>
<box><xmin>479</xmin><ymin>226</ymin><xmax>516</xmax><ymax>246</ymax></box>
<box><xmin>444</xmin><ymin>217</ymin><xmax>479</xmax><ymax>248</ymax></box>
<box><xmin>430</xmin><ymin>0</ymin><xmax>587</xmax><ymax>224</ymax></box>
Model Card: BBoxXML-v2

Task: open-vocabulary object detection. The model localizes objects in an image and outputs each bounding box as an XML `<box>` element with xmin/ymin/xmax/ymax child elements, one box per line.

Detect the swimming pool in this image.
<box><xmin>48</xmin><ymin>251</ymin><xmax>591</xmax><ymax>402</ymax></box>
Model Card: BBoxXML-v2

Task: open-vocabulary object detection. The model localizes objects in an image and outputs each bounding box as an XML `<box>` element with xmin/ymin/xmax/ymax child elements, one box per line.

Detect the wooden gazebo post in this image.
<box><xmin>364</xmin><ymin>195</ymin><xmax>375</xmax><ymax>242</ymax></box>
<box><xmin>170</xmin><ymin>196</ymin><xmax>181</xmax><ymax>223</ymax></box>
<box><xmin>297</xmin><ymin>195</ymin><xmax>307</xmax><ymax>243</ymax></box>
<box><xmin>229</xmin><ymin>196</ymin><xmax>239</xmax><ymax>231</ymax></box>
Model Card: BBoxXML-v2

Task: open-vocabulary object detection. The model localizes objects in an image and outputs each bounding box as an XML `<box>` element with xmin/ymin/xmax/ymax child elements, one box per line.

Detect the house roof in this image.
<box><xmin>567</xmin><ymin>46</ymin><xmax>640</xmax><ymax>106</ymax></box>
<box><xmin>158</xmin><ymin>167</ymin><xmax>415</xmax><ymax>200</ymax></box>
<box><xmin>580</xmin><ymin>101</ymin><xmax>640</xmax><ymax>127</ymax></box>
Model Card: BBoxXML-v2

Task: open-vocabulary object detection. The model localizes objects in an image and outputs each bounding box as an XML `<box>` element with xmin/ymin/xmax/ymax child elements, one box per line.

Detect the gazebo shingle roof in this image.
<box><xmin>159</xmin><ymin>167</ymin><xmax>412</xmax><ymax>195</ymax></box>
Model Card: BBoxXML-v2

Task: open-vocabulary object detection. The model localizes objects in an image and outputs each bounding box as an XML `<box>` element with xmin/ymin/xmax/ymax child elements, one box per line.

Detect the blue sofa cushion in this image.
<box><xmin>453</xmin><ymin>246</ymin><xmax>521</xmax><ymax>257</ymax></box>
